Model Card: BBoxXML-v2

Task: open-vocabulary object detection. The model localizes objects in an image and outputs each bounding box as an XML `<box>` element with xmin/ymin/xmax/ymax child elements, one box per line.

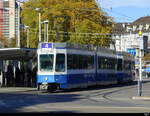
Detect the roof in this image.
<box><xmin>132</xmin><ymin>16</ymin><xmax>150</xmax><ymax>25</ymax></box>
<box><xmin>112</xmin><ymin>16</ymin><xmax>150</xmax><ymax>34</ymax></box>
<box><xmin>112</xmin><ymin>23</ymin><xmax>131</xmax><ymax>34</ymax></box>
<box><xmin>0</xmin><ymin>48</ymin><xmax>37</xmax><ymax>61</ymax></box>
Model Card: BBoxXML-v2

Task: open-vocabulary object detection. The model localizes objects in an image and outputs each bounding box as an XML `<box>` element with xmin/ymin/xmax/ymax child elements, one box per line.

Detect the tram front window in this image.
<box><xmin>40</xmin><ymin>54</ymin><xmax>54</xmax><ymax>71</ymax></box>
<box><xmin>56</xmin><ymin>54</ymin><xmax>65</xmax><ymax>72</ymax></box>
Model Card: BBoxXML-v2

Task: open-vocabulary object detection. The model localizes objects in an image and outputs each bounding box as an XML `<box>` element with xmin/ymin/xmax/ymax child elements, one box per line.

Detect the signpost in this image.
<box><xmin>138</xmin><ymin>31</ymin><xmax>148</xmax><ymax>96</ymax></box>
<box><xmin>127</xmin><ymin>49</ymin><xmax>136</xmax><ymax>56</ymax></box>
<box><xmin>138</xmin><ymin>40</ymin><xmax>142</xmax><ymax>96</ymax></box>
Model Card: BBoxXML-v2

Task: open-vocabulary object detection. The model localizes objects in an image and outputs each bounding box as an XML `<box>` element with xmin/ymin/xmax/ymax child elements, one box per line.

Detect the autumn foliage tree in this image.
<box><xmin>0</xmin><ymin>34</ymin><xmax>8</xmax><ymax>47</ymax></box>
<box><xmin>21</xmin><ymin>0</ymin><xmax>113</xmax><ymax>48</ymax></box>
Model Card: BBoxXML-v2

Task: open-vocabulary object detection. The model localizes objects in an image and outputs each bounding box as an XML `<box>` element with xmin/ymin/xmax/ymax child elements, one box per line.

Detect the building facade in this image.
<box><xmin>112</xmin><ymin>16</ymin><xmax>150</xmax><ymax>69</ymax></box>
<box><xmin>0</xmin><ymin>0</ymin><xmax>19</xmax><ymax>40</ymax></box>
<box><xmin>113</xmin><ymin>16</ymin><xmax>150</xmax><ymax>53</ymax></box>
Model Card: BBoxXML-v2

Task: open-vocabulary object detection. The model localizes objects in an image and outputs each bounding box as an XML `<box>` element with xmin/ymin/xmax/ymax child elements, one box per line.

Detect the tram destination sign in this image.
<box><xmin>40</xmin><ymin>43</ymin><xmax>53</xmax><ymax>52</ymax></box>
<box><xmin>41</xmin><ymin>43</ymin><xmax>53</xmax><ymax>48</ymax></box>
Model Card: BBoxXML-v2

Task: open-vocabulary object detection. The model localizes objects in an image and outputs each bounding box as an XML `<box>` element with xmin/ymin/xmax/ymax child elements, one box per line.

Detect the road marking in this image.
<box><xmin>132</xmin><ymin>96</ymin><xmax>150</xmax><ymax>100</ymax></box>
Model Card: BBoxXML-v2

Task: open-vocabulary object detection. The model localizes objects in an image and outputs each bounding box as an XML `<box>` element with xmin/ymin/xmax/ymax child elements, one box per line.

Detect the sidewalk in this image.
<box><xmin>132</xmin><ymin>78</ymin><xmax>150</xmax><ymax>100</ymax></box>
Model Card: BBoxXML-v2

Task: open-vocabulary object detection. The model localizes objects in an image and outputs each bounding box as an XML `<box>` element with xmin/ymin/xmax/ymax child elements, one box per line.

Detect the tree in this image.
<box><xmin>0</xmin><ymin>34</ymin><xmax>8</xmax><ymax>47</ymax></box>
<box><xmin>21</xmin><ymin>0</ymin><xmax>113</xmax><ymax>48</ymax></box>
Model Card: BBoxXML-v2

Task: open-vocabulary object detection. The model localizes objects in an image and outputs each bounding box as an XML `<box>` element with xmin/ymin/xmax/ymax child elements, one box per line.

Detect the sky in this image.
<box><xmin>98</xmin><ymin>0</ymin><xmax>150</xmax><ymax>23</ymax></box>
<box><xmin>19</xmin><ymin>0</ymin><xmax>150</xmax><ymax>23</ymax></box>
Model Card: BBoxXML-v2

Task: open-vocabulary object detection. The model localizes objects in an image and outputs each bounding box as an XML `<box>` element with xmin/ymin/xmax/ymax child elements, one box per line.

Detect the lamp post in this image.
<box><xmin>35</xmin><ymin>8</ymin><xmax>41</xmax><ymax>43</ymax></box>
<box><xmin>41</xmin><ymin>20</ymin><xmax>49</xmax><ymax>42</ymax></box>
<box><xmin>25</xmin><ymin>26</ymin><xmax>30</xmax><ymax>48</ymax></box>
<box><xmin>138</xmin><ymin>31</ymin><xmax>143</xmax><ymax>96</ymax></box>
<box><xmin>17</xmin><ymin>0</ymin><xmax>20</xmax><ymax>48</ymax></box>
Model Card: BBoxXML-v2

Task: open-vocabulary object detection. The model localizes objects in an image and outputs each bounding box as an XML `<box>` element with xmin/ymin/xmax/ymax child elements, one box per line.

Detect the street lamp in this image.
<box><xmin>35</xmin><ymin>8</ymin><xmax>42</xmax><ymax>43</ymax></box>
<box><xmin>25</xmin><ymin>26</ymin><xmax>30</xmax><ymax>48</ymax></box>
<box><xmin>17</xmin><ymin>0</ymin><xmax>20</xmax><ymax>48</ymax></box>
<box><xmin>41</xmin><ymin>20</ymin><xmax>49</xmax><ymax>42</ymax></box>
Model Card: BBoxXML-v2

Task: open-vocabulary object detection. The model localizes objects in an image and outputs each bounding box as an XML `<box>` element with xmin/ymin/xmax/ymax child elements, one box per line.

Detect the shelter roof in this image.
<box><xmin>0</xmin><ymin>48</ymin><xmax>37</xmax><ymax>61</ymax></box>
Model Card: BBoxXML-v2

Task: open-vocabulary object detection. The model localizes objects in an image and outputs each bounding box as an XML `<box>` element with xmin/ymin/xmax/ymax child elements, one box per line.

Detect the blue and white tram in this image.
<box><xmin>37</xmin><ymin>42</ymin><xmax>135</xmax><ymax>92</ymax></box>
<box><xmin>116</xmin><ymin>51</ymin><xmax>135</xmax><ymax>83</ymax></box>
<box><xmin>37</xmin><ymin>43</ymin><xmax>67</xmax><ymax>91</ymax></box>
<box><xmin>37</xmin><ymin>42</ymin><xmax>96</xmax><ymax>91</ymax></box>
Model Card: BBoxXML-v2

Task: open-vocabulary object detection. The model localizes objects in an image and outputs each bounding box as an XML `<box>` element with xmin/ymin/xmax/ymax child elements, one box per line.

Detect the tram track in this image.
<box><xmin>83</xmin><ymin>82</ymin><xmax>141</xmax><ymax>102</ymax></box>
<box><xmin>85</xmin><ymin>80</ymin><xmax>150</xmax><ymax>103</ymax></box>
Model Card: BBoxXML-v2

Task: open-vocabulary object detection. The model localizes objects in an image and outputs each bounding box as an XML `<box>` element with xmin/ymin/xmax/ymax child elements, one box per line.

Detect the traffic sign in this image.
<box><xmin>144</xmin><ymin>67</ymin><xmax>150</xmax><ymax>72</ymax></box>
<box><xmin>127</xmin><ymin>49</ymin><xmax>136</xmax><ymax>56</ymax></box>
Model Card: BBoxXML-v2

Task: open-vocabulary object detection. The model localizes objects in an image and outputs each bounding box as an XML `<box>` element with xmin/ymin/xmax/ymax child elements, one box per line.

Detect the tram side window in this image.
<box><xmin>56</xmin><ymin>54</ymin><xmax>65</xmax><ymax>72</ymax></box>
<box><xmin>87</xmin><ymin>56</ymin><xmax>94</xmax><ymax>69</ymax></box>
<box><xmin>67</xmin><ymin>54</ymin><xmax>94</xmax><ymax>70</ymax></box>
<box><xmin>40</xmin><ymin>54</ymin><xmax>54</xmax><ymax>71</ymax></box>
<box><xmin>98</xmin><ymin>57</ymin><xmax>107</xmax><ymax>69</ymax></box>
<box><xmin>124</xmin><ymin>60</ymin><xmax>131</xmax><ymax>70</ymax></box>
<box><xmin>79</xmin><ymin>55</ymin><xmax>83</xmax><ymax>69</ymax></box>
<box><xmin>109</xmin><ymin>58</ymin><xmax>116</xmax><ymax>69</ymax></box>
<box><xmin>117</xmin><ymin>59</ymin><xmax>123</xmax><ymax>71</ymax></box>
<box><xmin>67</xmin><ymin>54</ymin><xmax>73</xmax><ymax>69</ymax></box>
<box><xmin>67</xmin><ymin>54</ymin><xmax>78</xmax><ymax>69</ymax></box>
<box><xmin>98</xmin><ymin>57</ymin><xmax>116</xmax><ymax>70</ymax></box>
<box><xmin>73</xmin><ymin>55</ymin><xmax>79</xmax><ymax>69</ymax></box>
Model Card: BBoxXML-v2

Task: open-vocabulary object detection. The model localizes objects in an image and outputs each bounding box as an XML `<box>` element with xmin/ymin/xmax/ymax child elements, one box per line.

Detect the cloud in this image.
<box><xmin>99</xmin><ymin>0</ymin><xmax>150</xmax><ymax>8</ymax></box>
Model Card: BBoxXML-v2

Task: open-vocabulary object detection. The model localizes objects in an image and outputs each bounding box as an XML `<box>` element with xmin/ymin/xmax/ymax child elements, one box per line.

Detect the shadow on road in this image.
<box><xmin>62</xmin><ymin>81</ymin><xmax>138</xmax><ymax>93</ymax></box>
<box><xmin>0</xmin><ymin>90</ymin><xmax>81</xmax><ymax>113</ymax></box>
<box><xmin>1</xmin><ymin>80</ymin><xmax>150</xmax><ymax>113</ymax></box>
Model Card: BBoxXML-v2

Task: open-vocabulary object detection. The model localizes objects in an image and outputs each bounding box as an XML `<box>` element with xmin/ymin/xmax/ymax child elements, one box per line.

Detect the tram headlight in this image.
<box><xmin>45</xmin><ymin>77</ymin><xmax>48</xmax><ymax>81</ymax></box>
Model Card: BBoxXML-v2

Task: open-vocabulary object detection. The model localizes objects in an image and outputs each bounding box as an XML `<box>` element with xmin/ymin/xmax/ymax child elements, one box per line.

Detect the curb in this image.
<box><xmin>132</xmin><ymin>96</ymin><xmax>150</xmax><ymax>100</ymax></box>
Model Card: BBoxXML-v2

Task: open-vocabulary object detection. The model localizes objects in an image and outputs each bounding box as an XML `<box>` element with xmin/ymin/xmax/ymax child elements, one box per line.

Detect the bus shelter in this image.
<box><xmin>0</xmin><ymin>48</ymin><xmax>37</xmax><ymax>87</ymax></box>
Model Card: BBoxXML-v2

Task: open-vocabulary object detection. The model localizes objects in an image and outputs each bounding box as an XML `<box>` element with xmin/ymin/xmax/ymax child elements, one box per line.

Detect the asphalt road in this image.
<box><xmin>0</xmin><ymin>80</ymin><xmax>150</xmax><ymax>113</ymax></box>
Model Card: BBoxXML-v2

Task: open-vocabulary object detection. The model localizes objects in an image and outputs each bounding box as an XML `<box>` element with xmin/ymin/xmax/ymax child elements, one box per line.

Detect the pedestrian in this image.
<box><xmin>6</xmin><ymin>64</ymin><xmax>14</xmax><ymax>86</ymax></box>
<box><xmin>20</xmin><ymin>66</ymin><xmax>25</xmax><ymax>86</ymax></box>
<box><xmin>32</xmin><ymin>66</ymin><xmax>37</xmax><ymax>87</ymax></box>
<box><xmin>27</xmin><ymin>68</ymin><xmax>32</xmax><ymax>87</ymax></box>
<box><xmin>15</xmin><ymin>67</ymin><xmax>21</xmax><ymax>86</ymax></box>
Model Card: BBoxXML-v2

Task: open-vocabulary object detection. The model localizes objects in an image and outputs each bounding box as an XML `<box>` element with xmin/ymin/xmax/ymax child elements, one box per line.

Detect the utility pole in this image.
<box><xmin>41</xmin><ymin>20</ymin><xmax>49</xmax><ymax>42</ymax></box>
<box><xmin>44</xmin><ymin>23</ymin><xmax>46</xmax><ymax>42</ymax></box>
<box><xmin>17</xmin><ymin>0</ymin><xmax>20</xmax><ymax>48</ymax></box>
<box><xmin>35</xmin><ymin>8</ymin><xmax>42</xmax><ymax>43</ymax></box>
<box><xmin>39</xmin><ymin>12</ymin><xmax>41</xmax><ymax>43</ymax></box>
<box><xmin>138</xmin><ymin>44</ymin><xmax>142</xmax><ymax>96</ymax></box>
<box><xmin>25</xmin><ymin>26</ymin><xmax>30</xmax><ymax>48</ymax></box>
<box><xmin>47</xmin><ymin>22</ymin><xmax>49</xmax><ymax>42</ymax></box>
<box><xmin>138</xmin><ymin>31</ymin><xmax>143</xmax><ymax>96</ymax></box>
<box><xmin>27</xmin><ymin>27</ymin><xmax>29</xmax><ymax>48</ymax></box>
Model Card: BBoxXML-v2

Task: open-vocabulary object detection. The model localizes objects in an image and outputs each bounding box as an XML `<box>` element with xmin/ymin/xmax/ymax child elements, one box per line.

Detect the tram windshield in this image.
<box><xmin>56</xmin><ymin>54</ymin><xmax>65</xmax><ymax>72</ymax></box>
<box><xmin>40</xmin><ymin>54</ymin><xmax>54</xmax><ymax>72</ymax></box>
